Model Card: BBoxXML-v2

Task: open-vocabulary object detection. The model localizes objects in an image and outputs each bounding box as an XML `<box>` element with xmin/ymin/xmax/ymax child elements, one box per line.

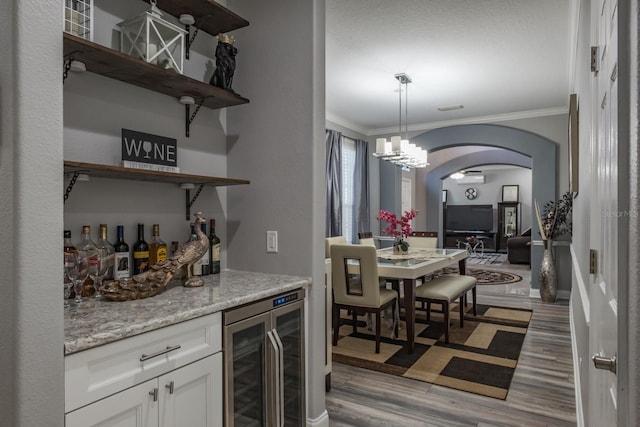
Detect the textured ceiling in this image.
<box><xmin>326</xmin><ymin>0</ymin><xmax>576</xmax><ymax>136</ymax></box>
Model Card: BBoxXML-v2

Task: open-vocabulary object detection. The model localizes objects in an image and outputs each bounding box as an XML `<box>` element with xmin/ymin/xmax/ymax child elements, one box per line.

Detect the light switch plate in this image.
<box><xmin>267</xmin><ymin>231</ymin><xmax>278</xmax><ymax>253</ymax></box>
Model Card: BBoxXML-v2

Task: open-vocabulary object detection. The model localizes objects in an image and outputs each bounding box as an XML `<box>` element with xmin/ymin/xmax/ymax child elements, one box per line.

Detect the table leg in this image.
<box><xmin>403</xmin><ymin>278</ymin><xmax>416</xmax><ymax>353</ymax></box>
<box><xmin>458</xmin><ymin>258</ymin><xmax>467</xmax><ymax>275</ymax></box>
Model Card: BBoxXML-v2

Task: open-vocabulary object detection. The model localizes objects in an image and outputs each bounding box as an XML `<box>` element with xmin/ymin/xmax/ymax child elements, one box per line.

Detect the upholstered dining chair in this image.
<box><xmin>407</xmin><ymin>231</ymin><xmax>438</xmax><ymax>248</ymax></box>
<box><xmin>357</xmin><ymin>231</ymin><xmax>376</xmax><ymax>247</ymax></box>
<box><xmin>325</xmin><ymin>235</ymin><xmax>347</xmax><ymax>258</ymax></box>
<box><xmin>330</xmin><ymin>244</ymin><xmax>398</xmax><ymax>353</ymax></box>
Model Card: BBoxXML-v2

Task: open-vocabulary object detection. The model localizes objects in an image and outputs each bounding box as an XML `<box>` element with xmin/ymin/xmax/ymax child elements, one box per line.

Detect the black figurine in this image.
<box><xmin>210</xmin><ymin>33</ymin><xmax>237</xmax><ymax>92</ymax></box>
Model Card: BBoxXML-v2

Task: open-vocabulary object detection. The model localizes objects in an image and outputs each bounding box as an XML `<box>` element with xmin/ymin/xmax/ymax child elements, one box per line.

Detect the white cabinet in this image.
<box><xmin>66</xmin><ymin>354</ymin><xmax>222</xmax><ymax>427</ymax></box>
<box><xmin>65</xmin><ymin>312</ymin><xmax>222</xmax><ymax>427</ymax></box>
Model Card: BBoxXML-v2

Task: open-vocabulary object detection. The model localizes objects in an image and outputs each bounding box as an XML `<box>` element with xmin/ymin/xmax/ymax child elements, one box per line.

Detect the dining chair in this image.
<box><xmin>325</xmin><ymin>235</ymin><xmax>347</xmax><ymax>258</ymax></box>
<box><xmin>407</xmin><ymin>231</ymin><xmax>438</xmax><ymax>248</ymax></box>
<box><xmin>331</xmin><ymin>244</ymin><xmax>398</xmax><ymax>353</ymax></box>
<box><xmin>357</xmin><ymin>231</ymin><xmax>376</xmax><ymax>247</ymax></box>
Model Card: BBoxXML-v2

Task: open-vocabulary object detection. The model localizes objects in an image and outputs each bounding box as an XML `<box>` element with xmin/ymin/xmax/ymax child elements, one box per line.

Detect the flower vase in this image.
<box><xmin>393</xmin><ymin>239</ymin><xmax>409</xmax><ymax>254</ymax></box>
<box><xmin>539</xmin><ymin>239</ymin><xmax>557</xmax><ymax>302</ymax></box>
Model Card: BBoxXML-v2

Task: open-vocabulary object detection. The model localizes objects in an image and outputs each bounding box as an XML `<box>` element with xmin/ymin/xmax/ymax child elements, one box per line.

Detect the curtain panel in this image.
<box><xmin>325</xmin><ymin>129</ymin><xmax>342</xmax><ymax>237</ymax></box>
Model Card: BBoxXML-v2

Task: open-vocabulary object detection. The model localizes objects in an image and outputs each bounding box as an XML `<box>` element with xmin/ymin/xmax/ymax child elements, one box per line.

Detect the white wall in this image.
<box><xmin>1</xmin><ymin>0</ymin><xmax>65</xmax><ymax>425</ymax></box>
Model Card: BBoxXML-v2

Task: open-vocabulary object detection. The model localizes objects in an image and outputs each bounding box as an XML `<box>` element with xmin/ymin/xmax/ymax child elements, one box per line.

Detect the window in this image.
<box><xmin>341</xmin><ymin>137</ymin><xmax>356</xmax><ymax>243</ymax></box>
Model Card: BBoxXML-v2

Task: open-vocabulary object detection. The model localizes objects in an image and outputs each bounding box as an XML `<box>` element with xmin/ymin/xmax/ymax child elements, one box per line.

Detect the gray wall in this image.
<box><xmin>227</xmin><ymin>0</ymin><xmax>328</xmax><ymax>423</ymax></box>
<box><xmin>1</xmin><ymin>0</ymin><xmax>65</xmax><ymax>425</ymax></box>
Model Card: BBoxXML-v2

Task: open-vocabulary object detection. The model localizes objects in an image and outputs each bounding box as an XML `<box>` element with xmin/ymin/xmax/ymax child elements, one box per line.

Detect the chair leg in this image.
<box><xmin>426</xmin><ymin>301</ymin><xmax>431</xmax><ymax>321</ymax></box>
<box><xmin>393</xmin><ymin>300</ymin><xmax>399</xmax><ymax>338</ymax></box>
<box><xmin>459</xmin><ymin>296</ymin><xmax>464</xmax><ymax>328</ymax></box>
<box><xmin>472</xmin><ymin>286</ymin><xmax>477</xmax><ymax>316</ymax></box>
<box><xmin>443</xmin><ymin>301</ymin><xmax>450</xmax><ymax>343</ymax></box>
<box><xmin>332</xmin><ymin>304</ymin><xmax>340</xmax><ymax>346</ymax></box>
<box><xmin>375</xmin><ymin>311</ymin><xmax>381</xmax><ymax>353</ymax></box>
<box><xmin>352</xmin><ymin>310</ymin><xmax>358</xmax><ymax>334</ymax></box>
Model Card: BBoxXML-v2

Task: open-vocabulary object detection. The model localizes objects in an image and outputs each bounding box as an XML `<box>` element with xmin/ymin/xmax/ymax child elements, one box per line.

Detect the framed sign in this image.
<box><xmin>502</xmin><ymin>185</ymin><xmax>519</xmax><ymax>202</ymax></box>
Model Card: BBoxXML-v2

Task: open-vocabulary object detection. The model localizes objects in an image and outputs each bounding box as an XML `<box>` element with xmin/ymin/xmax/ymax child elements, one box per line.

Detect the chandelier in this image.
<box><xmin>373</xmin><ymin>73</ymin><xmax>428</xmax><ymax>169</ymax></box>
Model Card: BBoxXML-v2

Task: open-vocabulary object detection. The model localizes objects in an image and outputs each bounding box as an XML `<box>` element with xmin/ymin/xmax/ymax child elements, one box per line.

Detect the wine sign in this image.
<box><xmin>121</xmin><ymin>129</ymin><xmax>178</xmax><ymax>172</ymax></box>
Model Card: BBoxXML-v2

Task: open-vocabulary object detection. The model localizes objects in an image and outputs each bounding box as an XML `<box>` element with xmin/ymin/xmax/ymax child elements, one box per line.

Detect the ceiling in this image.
<box><xmin>326</xmin><ymin>0</ymin><xmax>577</xmax><ymax>136</ymax></box>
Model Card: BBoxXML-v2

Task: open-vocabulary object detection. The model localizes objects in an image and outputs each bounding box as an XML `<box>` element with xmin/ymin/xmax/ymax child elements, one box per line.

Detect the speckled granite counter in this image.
<box><xmin>64</xmin><ymin>270</ymin><xmax>311</xmax><ymax>355</ymax></box>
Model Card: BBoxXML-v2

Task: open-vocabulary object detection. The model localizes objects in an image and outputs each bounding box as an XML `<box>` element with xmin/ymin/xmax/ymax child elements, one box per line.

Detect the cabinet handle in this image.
<box><xmin>267</xmin><ymin>330</ymin><xmax>281</xmax><ymax>427</ymax></box>
<box><xmin>165</xmin><ymin>380</ymin><xmax>175</xmax><ymax>394</ymax></box>
<box><xmin>149</xmin><ymin>387</ymin><xmax>158</xmax><ymax>402</ymax></box>
<box><xmin>140</xmin><ymin>345</ymin><xmax>181</xmax><ymax>362</ymax></box>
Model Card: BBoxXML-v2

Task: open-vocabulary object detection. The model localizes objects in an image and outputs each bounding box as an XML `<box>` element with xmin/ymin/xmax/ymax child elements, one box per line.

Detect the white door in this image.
<box><xmin>588</xmin><ymin>0</ymin><xmax>620</xmax><ymax>425</ymax></box>
<box><xmin>160</xmin><ymin>354</ymin><xmax>222</xmax><ymax>427</ymax></box>
<box><xmin>65</xmin><ymin>379</ymin><xmax>158</xmax><ymax>427</ymax></box>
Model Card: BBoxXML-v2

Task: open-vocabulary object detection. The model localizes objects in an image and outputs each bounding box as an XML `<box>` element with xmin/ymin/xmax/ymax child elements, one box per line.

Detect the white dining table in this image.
<box><xmin>326</xmin><ymin>247</ymin><xmax>468</xmax><ymax>354</ymax></box>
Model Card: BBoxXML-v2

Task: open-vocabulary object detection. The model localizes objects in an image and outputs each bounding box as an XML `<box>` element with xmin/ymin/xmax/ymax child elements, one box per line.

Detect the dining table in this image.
<box><xmin>374</xmin><ymin>247</ymin><xmax>469</xmax><ymax>353</ymax></box>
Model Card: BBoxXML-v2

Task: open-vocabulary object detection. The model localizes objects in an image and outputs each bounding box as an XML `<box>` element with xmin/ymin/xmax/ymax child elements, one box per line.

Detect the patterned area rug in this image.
<box><xmin>332</xmin><ymin>304</ymin><xmax>532</xmax><ymax>399</ymax></box>
<box><xmin>439</xmin><ymin>267</ymin><xmax>522</xmax><ymax>285</ymax></box>
<box><xmin>467</xmin><ymin>253</ymin><xmax>508</xmax><ymax>265</ymax></box>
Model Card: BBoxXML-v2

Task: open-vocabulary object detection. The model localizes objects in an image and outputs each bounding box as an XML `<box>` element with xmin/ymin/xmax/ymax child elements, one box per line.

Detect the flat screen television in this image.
<box><xmin>446</xmin><ymin>204</ymin><xmax>494</xmax><ymax>232</ymax></box>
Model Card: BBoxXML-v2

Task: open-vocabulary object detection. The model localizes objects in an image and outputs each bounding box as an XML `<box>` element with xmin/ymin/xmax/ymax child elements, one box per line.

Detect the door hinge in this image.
<box><xmin>591</xmin><ymin>46</ymin><xmax>600</xmax><ymax>73</ymax></box>
<box><xmin>590</xmin><ymin>249</ymin><xmax>598</xmax><ymax>274</ymax></box>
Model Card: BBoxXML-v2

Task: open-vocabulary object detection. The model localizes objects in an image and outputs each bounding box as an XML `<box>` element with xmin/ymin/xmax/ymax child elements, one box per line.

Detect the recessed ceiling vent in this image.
<box><xmin>437</xmin><ymin>104</ymin><xmax>464</xmax><ymax>112</ymax></box>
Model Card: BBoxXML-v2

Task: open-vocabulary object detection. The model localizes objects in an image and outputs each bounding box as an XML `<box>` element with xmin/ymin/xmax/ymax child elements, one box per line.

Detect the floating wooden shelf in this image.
<box><xmin>64</xmin><ymin>160</ymin><xmax>250</xmax><ymax>187</ymax></box>
<box><xmin>63</xmin><ymin>34</ymin><xmax>249</xmax><ymax>111</ymax></box>
<box><xmin>142</xmin><ymin>0</ymin><xmax>249</xmax><ymax>35</ymax></box>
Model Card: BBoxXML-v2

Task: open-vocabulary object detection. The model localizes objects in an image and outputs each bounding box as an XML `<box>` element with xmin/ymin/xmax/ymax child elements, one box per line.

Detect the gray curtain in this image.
<box><xmin>325</xmin><ymin>129</ymin><xmax>342</xmax><ymax>237</ymax></box>
<box><xmin>352</xmin><ymin>139</ymin><xmax>370</xmax><ymax>243</ymax></box>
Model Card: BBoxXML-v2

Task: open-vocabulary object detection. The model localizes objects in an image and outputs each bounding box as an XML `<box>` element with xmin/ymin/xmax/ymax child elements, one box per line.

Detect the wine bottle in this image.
<box><xmin>170</xmin><ymin>240</ymin><xmax>185</xmax><ymax>280</ymax></box>
<box><xmin>96</xmin><ymin>224</ymin><xmax>116</xmax><ymax>280</ymax></box>
<box><xmin>199</xmin><ymin>222</ymin><xmax>210</xmax><ymax>276</ymax></box>
<box><xmin>113</xmin><ymin>225</ymin><xmax>131</xmax><ymax>280</ymax></box>
<box><xmin>76</xmin><ymin>225</ymin><xmax>98</xmax><ymax>296</ymax></box>
<box><xmin>132</xmin><ymin>223</ymin><xmax>149</xmax><ymax>275</ymax></box>
<box><xmin>189</xmin><ymin>224</ymin><xmax>202</xmax><ymax>277</ymax></box>
<box><xmin>149</xmin><ymin>224</ymin><xmax>167</xmax><ymax>266</ymax></box>
<box><xmin>209</xmin><ymin>219</ymin><xmax>221</xmax><ymax>274</ymax></box>
<box><xmin>64</xmin><ymin>230</ymin><xmax>77</xmax><ymax>299</ymax></box>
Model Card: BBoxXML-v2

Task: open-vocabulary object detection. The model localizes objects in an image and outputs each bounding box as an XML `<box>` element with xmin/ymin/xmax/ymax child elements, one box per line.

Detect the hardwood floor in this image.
<box><xmin>326</xmin><ymin>261</ymin><xmax>577</xmax><ymax>426</ymax></box>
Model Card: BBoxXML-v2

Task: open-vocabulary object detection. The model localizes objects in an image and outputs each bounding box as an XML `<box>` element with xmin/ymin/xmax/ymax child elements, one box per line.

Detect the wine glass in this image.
<box><xmin>92</xmin><ymin>247</ymin><xmax>110</xmax><ymax>298</ymax></box>
<box><xmin>64</xmin><ymin>251</ymin><xmax>89</xmax><ymax>304</ymax></box>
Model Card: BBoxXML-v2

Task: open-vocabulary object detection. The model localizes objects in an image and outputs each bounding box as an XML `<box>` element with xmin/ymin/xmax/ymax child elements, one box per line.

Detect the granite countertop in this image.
<box><xmin>64</xmin><ymin>269</ymin><xmax>311</xmax><ymax>355</ymax></box>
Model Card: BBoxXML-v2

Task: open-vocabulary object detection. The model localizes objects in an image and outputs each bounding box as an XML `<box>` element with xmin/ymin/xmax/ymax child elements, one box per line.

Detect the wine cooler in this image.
<box><xmin>223</xmin><ymin>289</ymin><xmax>305</xmax><ymax>426</ymax></box>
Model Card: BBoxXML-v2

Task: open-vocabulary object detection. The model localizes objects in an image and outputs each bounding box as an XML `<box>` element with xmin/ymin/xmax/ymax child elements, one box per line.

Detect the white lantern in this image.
<box><xmin>63</xmin><ymin>0</ymin><xmax>93</xmax><ymax>40</ymax></box>
<box><xmin>118</xmin><ymin>0</ymin><xmax>186</xmax><ymax>74</ymax></box>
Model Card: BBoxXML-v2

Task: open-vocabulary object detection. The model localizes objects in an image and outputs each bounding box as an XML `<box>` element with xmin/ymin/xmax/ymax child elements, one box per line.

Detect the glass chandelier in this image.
<box><xmin>373</xmin><ymin>73</ymin><xmax>428</xmax><ymax>169</ymax></box>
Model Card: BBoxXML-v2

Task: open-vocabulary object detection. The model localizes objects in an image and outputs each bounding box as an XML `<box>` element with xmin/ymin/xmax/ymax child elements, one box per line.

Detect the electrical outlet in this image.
<box><xmin>267</xmin><ymin>231</ymin><xmax>278</xmax><ymax>253</ymax></box>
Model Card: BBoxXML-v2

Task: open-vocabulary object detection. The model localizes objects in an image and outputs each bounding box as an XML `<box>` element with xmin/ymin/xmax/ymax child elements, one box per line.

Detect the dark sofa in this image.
<box><xmin>507</xmin><ymin>228</ymin><xmax>531</xmax><ymax>265</ymax></box>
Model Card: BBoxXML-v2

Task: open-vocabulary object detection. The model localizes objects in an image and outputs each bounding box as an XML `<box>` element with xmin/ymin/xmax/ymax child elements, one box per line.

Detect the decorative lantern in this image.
<box><xmin>118</xmin><ymin>0</ymin><xmax>186</xmax><ymax>74</ymax></box>
<box><xmin>63</xmin><ymin>0</ymin><xmax>93</xmax><ymax>40</ymax></box>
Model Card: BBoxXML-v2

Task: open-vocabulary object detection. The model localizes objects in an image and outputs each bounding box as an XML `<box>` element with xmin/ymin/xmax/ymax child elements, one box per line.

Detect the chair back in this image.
<box><xmin>330</xmin><ymin>244</ymin><xmax>381</xmax><ymax>308</ymax></box>
<box><xmin>408</xmin><ymin>231</ymin><xmax>438</xmax><ymax>248</ymax></box>
<box><xmin>325</xmin><ymin>236</ymin><xmax>346</xmax><ymax>258</ymax></box>
<box><xmin>357</xmin><ymin>231</ymin><xmax>376</xmax><ymax>247</ymax></box>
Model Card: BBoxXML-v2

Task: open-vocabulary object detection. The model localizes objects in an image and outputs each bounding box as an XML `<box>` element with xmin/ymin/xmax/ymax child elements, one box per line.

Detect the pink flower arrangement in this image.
<box><xmin>377</xmin><ymin>209</ymin><xmax>419</xmax><ymax>240</ymax></box>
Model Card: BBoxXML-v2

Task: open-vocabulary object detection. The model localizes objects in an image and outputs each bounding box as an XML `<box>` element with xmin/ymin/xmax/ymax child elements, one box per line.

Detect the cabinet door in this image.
<box><xmin>65</xmin><ymin>379</ymin><xmax>158</xmax><ymax>427</ymax></box>
<box><xmin>159</xmin><ymin>354</ymin><xmax>222</xmax><ymax>427</ymax></box>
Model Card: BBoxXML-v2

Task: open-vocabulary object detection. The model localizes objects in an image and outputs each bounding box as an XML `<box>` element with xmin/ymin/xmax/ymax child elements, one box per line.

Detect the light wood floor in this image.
<box><xmin>326</xmin><ymin>260</ymin><xmax>577</xmax><ymax>426</ymax></box>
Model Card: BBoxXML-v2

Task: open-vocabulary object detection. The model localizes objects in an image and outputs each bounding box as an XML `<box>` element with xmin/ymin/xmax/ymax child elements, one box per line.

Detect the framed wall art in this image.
<box><xmin>569</xmin><ymin>93</ymin><xmax>579</xmax><ymax>194</ymax></box>
<box><xmin>502</xmin><ymin>185</ymin><xmax>519</xmax><ymax>202</ymax></box>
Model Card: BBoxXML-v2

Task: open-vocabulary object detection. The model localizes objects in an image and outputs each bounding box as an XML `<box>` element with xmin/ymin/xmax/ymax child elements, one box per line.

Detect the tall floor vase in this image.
<box><xmin>539</xmin><ymin>239</ymin><xmax>557</xmax><ymax>302</ymax></box>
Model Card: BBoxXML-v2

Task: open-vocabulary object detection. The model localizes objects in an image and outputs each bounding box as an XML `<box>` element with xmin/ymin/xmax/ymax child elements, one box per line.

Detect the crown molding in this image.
<box><xmin>326</xmin><ymin>106</ymin><xmax>568</xmax><ymax>137</ymax></box>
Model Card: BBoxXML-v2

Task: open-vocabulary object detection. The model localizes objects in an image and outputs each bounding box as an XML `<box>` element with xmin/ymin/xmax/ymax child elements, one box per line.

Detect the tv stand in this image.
<box><xmin>444</xmin><ymin>230</ymin><xmax>496</xmax><ymax>250</ymax></box>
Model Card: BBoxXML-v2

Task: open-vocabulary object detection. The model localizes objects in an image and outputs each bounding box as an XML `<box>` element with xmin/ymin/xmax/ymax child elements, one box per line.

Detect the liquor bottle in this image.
<box><xmin>76</xmin><ymin>225</ymin><xmax>98</xmax><ymax>296</ymax></box>
<box><xmin>64</xmin><ymin>230</ymin><xmax>77</xmax><ymax>299</ymax></box>
<box><xmin>209</xmin><ymin>219</ymin><xmax>221</xmax><ymax>274</ymax></box>
<box><xmin>189</xmin><ymin>224</ymin><xmax>202</xmax><ymax>277</ymax></box>
<box><xmin>199</xmin><ymin>222</ymin><xmax>210</xmax><ymax>276</ymax></box>
<box><xmin>96</xmin><ymin>224</ymin><xmax>116</xmax><ymax>280</ymax></box>
<box><xmin>113</xmin><ymin>225</ymin><xmax>131</xmax><ymax>280</ymax></box>
<box><xmin>149</xmin><ymin>224</ymin><xmax>167</xmax><ymax>266</ymax></box>
<box><xmin>132</xmin><ymin>223</ymin><xmax>149</xmax><ymax>275</ymax></box>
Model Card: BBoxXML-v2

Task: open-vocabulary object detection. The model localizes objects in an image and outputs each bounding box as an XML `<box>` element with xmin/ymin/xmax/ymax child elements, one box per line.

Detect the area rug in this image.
<box><xmin>467</xmin><ymin>253</ymin><xmax>508</xmax><ymax>265</ymax></box>
<box><xmin>439</xmin><ymin>267</ymin><xmax>522</xmax><ymax>285</ymax></box>
<box><xmin>332</xmin><ymin>304</ymin><xmax>532</xmax><ymax>399</ymax></box>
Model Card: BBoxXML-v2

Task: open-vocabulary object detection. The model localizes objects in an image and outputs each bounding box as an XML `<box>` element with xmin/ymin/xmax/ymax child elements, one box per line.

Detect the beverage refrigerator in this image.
<box><xmin>223</xmin><ymin>289</ymin><xmax>305</xmax><ymax>426</ymax></box>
